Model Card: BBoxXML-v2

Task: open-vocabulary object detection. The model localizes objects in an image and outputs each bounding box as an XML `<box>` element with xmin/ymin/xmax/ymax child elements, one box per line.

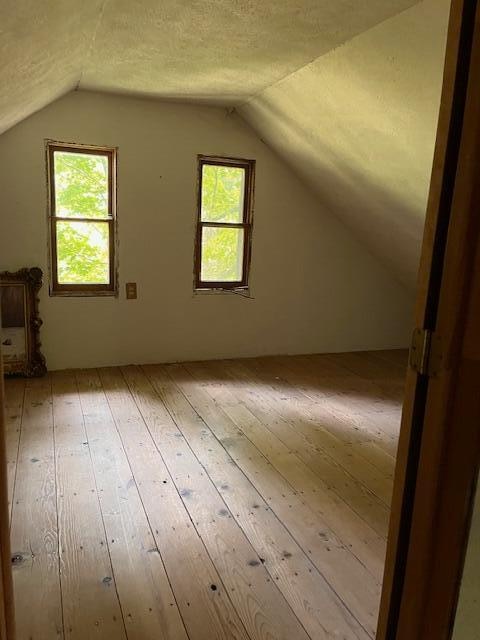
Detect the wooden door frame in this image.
<box><xmin>377</xmin><ymin>0</ymin><xmax>480</xmax><ymax>638</ymax></box>
<box><xmin>0</xmin><ymin>351</ymin><xmax>15</xmax><ymax>640</ymax></box>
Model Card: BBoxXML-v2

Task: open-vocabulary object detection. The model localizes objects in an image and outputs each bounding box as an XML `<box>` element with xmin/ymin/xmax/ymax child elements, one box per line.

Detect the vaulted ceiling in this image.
<box><xmin>239</xmin><ymin>0</ymin><xmax>450</xmax><ymax>289</ymax></box>
<box><xmin>0</xmin><ymin>0</ymin><xmax>450</xmax><ymax>289</ymax></box>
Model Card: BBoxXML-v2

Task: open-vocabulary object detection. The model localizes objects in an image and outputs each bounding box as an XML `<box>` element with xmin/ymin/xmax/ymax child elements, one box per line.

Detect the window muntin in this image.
<box><xmin>195</xmin><ymin>156</ymin><xmax>254</xmax><ymax>290</ymax></box>
<box><xmin>47</xmin><ymin>142</ymin><xmax>116</xmax><ymax>295</ymax></box>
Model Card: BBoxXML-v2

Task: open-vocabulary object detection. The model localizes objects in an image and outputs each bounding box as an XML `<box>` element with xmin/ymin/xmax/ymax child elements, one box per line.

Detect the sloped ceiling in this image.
<box><xmin>239</xmin><ymin>0</ymin><xmax>450</xmax><ymax>289</ymax></box>
<box><xmin>1</xmin><ymin>0</ymin><xmax>419</xmax><ymax>133</ymax></box>
<box><xmin>0</xmin><ymin>0</ymin><xmax>105</xmax><ymax>135</ymax></box>
<box><xmin>0</xmin><ymin>0</ymin><xmax>449</xmax><ymax>289</ymax></box>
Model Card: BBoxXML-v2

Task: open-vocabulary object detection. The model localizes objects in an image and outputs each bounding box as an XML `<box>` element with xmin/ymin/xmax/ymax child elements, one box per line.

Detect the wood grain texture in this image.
<box><xmin>138</xmin><ymin>364</ymin><xmax>369</xmax><ymax>640</ymax></box>
<box><xmin>0</xmin><ymin>352</ymin><xmax>15</xmax><ymax>640</ymax></box>
<box><xmin>245</xmin><ymin>357</ymin><xmax>395</xmax><ymax>503</ymax></box>
<box><xmin>148</xmin><ymin>363</ymin><xmax>382</xmax><ymax>637</ymax></box>
<box><xmin>98</xmin><ymin>367</ymin><xmax>251</xmax><ymax>640</ymax></box>
<box><xmin>75</xmin><ymin>369</ymin><xmax>188</xmax><ymax>640</ymax></box>
<box><xmin>117</xmin><ymin>365</ymin><xmax>311</xmax><ymax>640</ymax></box>
<box><xmin>51</xmin><ymin>370</ymin><xmax>127</xmax><ymax>640</ymax></box>
<box><xmin>5</xmin><ymin>351</ymin><xmax>405</xmax><ymax>640</ymax></box>
<box><xmin>10</xmin><ymin>376</ymin><xmax>63</xmax><ymax>640</ymax></box>
<box><xmin>183</xmin><ymin>360</ymin><xmax>387</xmax><ymax>578</ymax></box>
<box><xmin>4</xmin><ymin>378</ymin><xmax>24</xmax><ymax>523</ymax></box>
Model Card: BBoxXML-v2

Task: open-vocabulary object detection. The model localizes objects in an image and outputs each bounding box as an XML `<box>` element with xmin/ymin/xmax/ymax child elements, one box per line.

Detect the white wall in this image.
<box><xmin>240</xmin><ymin>0</ymin><xmax>449</xmax><ymax>290</ymax></box>
<box><xmin>0</xmin><ymin>91</ymin><xmax>412</xmax><ymax>370</ymax></box>
<box><xmin>453</xmin><ymin>474</ymin><xmax>480</xmax><ymax>640</ymax></box>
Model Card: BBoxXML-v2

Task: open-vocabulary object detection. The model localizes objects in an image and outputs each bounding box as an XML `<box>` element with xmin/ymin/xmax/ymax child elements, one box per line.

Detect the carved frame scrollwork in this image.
<box><xmin>1</xmin><ymin>267</ymin><xmax>47</xmax><ymax>377</ymax></box>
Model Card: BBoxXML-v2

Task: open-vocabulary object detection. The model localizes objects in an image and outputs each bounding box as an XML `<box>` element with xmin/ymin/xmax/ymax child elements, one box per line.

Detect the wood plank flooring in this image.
<box><xmin>5</xmin><ymin>350</ymin><xmax>407</xmax><ymax>640</ymax></box>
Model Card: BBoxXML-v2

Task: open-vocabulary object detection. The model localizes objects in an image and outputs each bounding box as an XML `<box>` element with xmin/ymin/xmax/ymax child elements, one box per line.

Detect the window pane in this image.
<box><xmin>56</xmin><ymin>220</ymin><xmax>110</xmax><ymax>284</ymax></box>
<box><xmin>201</xmin><ymin>226</ymin><xmax>244</xmax><ymax>282</ymax></box>
<box><xmin>54</xmin><ymin>151</ymin><xmax>109</xmax><ymax>218</ymax></box>
<box><xmin>201</xmin><ymin>164</ymin><xmax>245</xmax><ymax>223</ymax></box>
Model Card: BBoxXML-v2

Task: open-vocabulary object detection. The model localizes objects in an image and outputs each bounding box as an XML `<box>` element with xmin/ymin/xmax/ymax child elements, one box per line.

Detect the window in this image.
<box><xmin>195</xmin><ymin>155</ymin><xmax>255</xmax><ymax>290</ymax></box>
<box><xmin>47</xmin><ymin>141</ymin><xmax>117</xmax><ymax>295</ymax></box>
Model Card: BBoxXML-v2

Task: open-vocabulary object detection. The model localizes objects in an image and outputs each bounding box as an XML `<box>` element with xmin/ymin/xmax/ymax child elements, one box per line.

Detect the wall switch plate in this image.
<box><xmin>126</xmin><ymin>282</ymin><xmax>137</xmax><ymax>299</ymax></box>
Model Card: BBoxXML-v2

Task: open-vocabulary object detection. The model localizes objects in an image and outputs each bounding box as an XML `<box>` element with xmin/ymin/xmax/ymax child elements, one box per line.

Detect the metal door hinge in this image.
<box><xmin>409</xmin><ymin>328</ymin><xmax>443</xmax><ymax>377</ymax></box>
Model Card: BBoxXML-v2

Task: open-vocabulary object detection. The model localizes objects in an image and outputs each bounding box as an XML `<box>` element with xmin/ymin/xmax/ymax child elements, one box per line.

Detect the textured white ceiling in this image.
<box><xmin>81</xmin><ymin>0</ymin><xmax>419</xmax><ymax>102</ymax></box>
<box><xmin>0</xmin><ymin>0</ymin><xmax>419</xmax><ymax>133</ymax></box>
<box><xmin>0</xmin><ymin>0</ymin><xmax>104</xmax><ymax>133</ymax></box>
<box><xmin>240</xmin><ymin>0</ymin><xmax>450</xmax><ymax>290</ymax></box>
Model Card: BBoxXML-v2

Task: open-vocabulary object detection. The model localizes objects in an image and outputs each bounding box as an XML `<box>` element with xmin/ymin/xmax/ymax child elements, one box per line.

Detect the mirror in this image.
<box><xmin>0</xmin><ymin>268</ymin><xmax>46</xmax><ymax>377</ymax></box>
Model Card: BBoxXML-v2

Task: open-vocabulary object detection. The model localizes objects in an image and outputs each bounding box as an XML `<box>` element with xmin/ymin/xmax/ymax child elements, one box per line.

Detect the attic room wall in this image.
<box><xmin>0</xmin><ymin>91</ymin><xmax>412</xmax><ymax>370</ymax></box>
<box><xmin>239</xmin><ymin>0</ymin><xmax>450</xmax><ymax>290</ymax></box>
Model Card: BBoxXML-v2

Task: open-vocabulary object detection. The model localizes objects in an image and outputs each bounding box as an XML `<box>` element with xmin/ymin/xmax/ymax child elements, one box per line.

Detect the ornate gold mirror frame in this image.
<box><xmin>0</xmin><ymin>268</ymin><xmax>46</xmax><ymax>377</ymax></box>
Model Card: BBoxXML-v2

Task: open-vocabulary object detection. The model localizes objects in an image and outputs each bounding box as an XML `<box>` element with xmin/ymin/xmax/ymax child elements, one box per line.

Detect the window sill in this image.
<box><xmin>49</xmin><ymin>289</ymin><xmax>118</xmax><ymax>298</ymax></box>
<box><xmin>194</xmin><ymin>286</ymin><xmax>251</xmax><ymax>298</ymax></box>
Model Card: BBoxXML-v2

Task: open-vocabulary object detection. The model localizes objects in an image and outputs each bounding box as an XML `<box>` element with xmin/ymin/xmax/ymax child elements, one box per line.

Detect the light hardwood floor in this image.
<box><xmin>4</xmin><ymin>350</ymin><xmax>407</xmax><ymax>640</ymax></box>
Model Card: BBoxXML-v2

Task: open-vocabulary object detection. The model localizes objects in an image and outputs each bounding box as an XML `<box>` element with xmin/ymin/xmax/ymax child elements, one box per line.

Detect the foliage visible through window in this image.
<box><xmin>47</xmin><ymin>143</ymin><xmax>116</xmax><ymax>294</ymax></box>
<box><xmin>195</xmin><ymin>157</ymin><xmax>254</xmax><ymax>289</ymax></box>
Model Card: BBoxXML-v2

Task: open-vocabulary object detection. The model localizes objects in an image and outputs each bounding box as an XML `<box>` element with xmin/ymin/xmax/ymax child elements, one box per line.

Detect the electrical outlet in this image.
<box><xmin>126</xmin><ymin>282</ymin><xmax>137</xmax><ymax>299</ymax></box>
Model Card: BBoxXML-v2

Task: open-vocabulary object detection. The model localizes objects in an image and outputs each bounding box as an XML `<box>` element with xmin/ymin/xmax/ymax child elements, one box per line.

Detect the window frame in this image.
<box><xmin>46</xmin><ymin>140</ymin><xmax>118</xmax><ymax>297</ymax></box>
<box><xmin>194</xmin><ymin>155</ymin><xmax>255</xmax><ymax>291</ymax></box>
